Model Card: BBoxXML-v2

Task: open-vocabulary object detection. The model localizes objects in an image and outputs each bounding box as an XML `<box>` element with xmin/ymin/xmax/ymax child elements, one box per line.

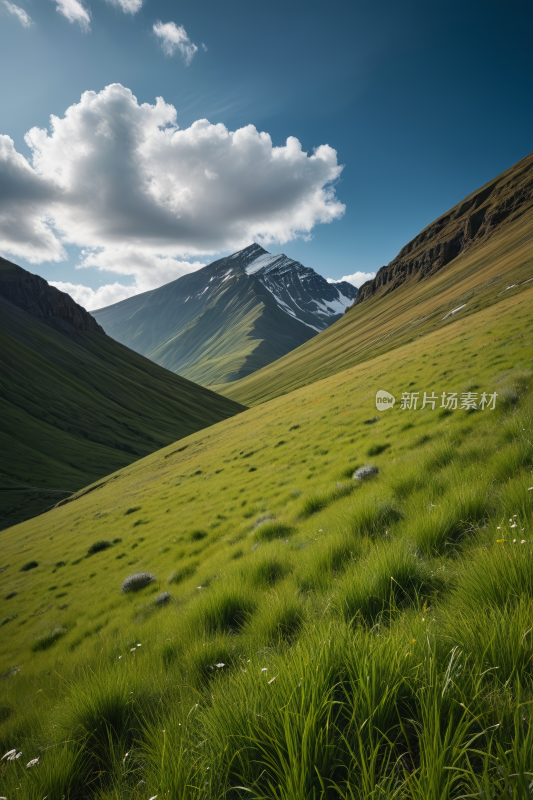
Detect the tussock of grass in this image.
<box><xmin>32</xmin><ymin>626</ymin><xmax>67</xmax><ymax>651</ymax></box>
<box><xmin>87</xmin><ymin>540</ymin><xmax>113</xmax><ymax>555</ymax></box>
<box><xmin>247</xmin><ymin>555</ymin><xmax>291</xmax><ymax>587</ymax></box>
<box><xmin>191</xmin><ymin>585</ymin><xmax>257</xmax><ymax>634</ymax></box>
<box><xmin>254</xmin><ymin>522</ymin><xmax>294</xmax><ymax>542</ymax></box>
<box><xmin>19</xmin><ymin>560</ymin><xmax>38</xmax><ymax>572</ymax></box>
<box><xmin>337</xmin><ymin>541</ymin><xmax>437</xmax><ymax>626</ymax></box>
<box><xmin>168</xmin><ymin>562</ymin><xmax>198</xmax><ymax>585</ymax></box>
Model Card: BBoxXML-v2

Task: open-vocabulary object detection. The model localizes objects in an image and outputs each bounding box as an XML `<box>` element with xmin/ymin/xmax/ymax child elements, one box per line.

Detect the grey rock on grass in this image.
<box><xmin>121</xmin><ymin>573</ymin><xmax>156</xmax><ymax>593</ymax></box>
<box><xmin>353</xmin><ymin>465</ymin><xmax>379</xmax><ymax>481</ymax></box>
<box><xmin>153</xmin><ymin>591</ymin><xmax>172</xmax><ymax>606</ymax></box>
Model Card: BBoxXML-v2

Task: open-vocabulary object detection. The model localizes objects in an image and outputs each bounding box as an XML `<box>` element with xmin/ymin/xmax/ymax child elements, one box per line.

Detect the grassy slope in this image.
<box><xmin>0</xmin><ymin>287</ymin><xmax>532</xmax><ymax>797</ymax></box>
<box><xmin>219</xmin><ymin>197</ymin><xmax>533</xmax><ymax>406</ymax></box>
<box><xmin>0</xmin><ymin>296</ymin><xmax>244</xmax><ymax>531</ymax></box>
<box><xmin>147</xmin><ymin>280</ymin><xmax>315</xmax><ymax>386</ymax></box>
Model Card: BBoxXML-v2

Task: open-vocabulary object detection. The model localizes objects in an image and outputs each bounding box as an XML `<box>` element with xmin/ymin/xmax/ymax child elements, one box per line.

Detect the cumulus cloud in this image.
<box><xmin>328</xmin><ymin>271</ymin><xmax>376</xmax><ymax>288</ymax></box>
<box><xmin>52</xmin><ymin>0</ymin><xmax>91</xmax><ymax>32</ymax></box>
<box><xmin>105</xmin><ymin>0</ymin><xmax>142</xmax><ymax>13</ymax></box>
<box><xmin>51</xmin><ymin>251</ymin><xmax>205</xmax><ymax>308</ymax></box>
<box><xmin>0</xmin><ymin>135</ymin><xmax>65</xmax><ymax>262</ymax></box>
<box><xmin>50</xmin><ymin>280</ymin><xmax>138</xmax><ymax>309</ymax></box>
<box><xmin>153</xmin><ymin>21</ymin><xmax>198</xmax><ymax>63</ymax></box>
<box><xmin>0</xmin><ymin>83</ymin><xmax>345</xmax><ymax>303</ymax></box>
<box><xmin>2</xmin><ymin>1</ymin><xmax>33</xmax><ymax>27</ymax></box>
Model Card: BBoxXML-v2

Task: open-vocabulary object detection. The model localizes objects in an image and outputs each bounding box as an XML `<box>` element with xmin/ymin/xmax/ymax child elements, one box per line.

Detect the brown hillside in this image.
<box><xmin>351</xmin><ymin>151</ymin><xmax>533</xmax><ymax>307</ymax></box>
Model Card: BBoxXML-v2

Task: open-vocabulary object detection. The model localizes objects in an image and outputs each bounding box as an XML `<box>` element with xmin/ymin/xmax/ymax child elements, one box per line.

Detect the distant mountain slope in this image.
<box><xmin>93</xmin><ymin>245</ymin><xmax>357</xmax><ymax>386</ymax></box>
<box><xmin>0</xmin><ymin>260</ymin><xmax>245</xmax><ymax>531</ymax></box>
<box><xmin>222</xmin><ymin>152</ymin><xmax>533</xmax><ymax>406</ymax></box>
<box><xmin>351</xmin><ymin>151</ymin><xmax>533</xmax><ymax>307</ymax></box>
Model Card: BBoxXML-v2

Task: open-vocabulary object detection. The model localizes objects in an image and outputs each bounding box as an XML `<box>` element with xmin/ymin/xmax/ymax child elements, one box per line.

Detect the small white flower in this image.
<box><xmin>130</xmin><ymin>648</ymin><xmax>136</xmax><ymax>652</ymax></box>
<box><xmin>215</xmin><ymin>663</ymin><xmax>225</xmax><ymax>668</ymax></box>
<box><xmin>261</xmin><ymin>667</ymin><xmax>267</xmax><ymax>672</ymax></box>
<box><xmin>149</xmin><ymin>796</ymin><xmax>158</xmax><ymax>800</ymax></box>
<box><xmin>511</xmin><ymin>524</ymin><xmax>517</xmax><ymax>528</ymax></box>
<box><xmin>137</xmin><ymin>644</ymin><xmax>141</xmax><ymax>647</ymax></box>
<box><xmin>26</xmin><ymin>758</ymin><xmax>39</xmax><ymax>768</ymax></box>
<box><xmin>1</xmin><ymin>750</ymin><xmax>16</xmax><ymax>760</ymax></box>
<box><xmin>521</xmin><ymin>540</ymin><xmax>526</xmax><ymax>544</ymax></box>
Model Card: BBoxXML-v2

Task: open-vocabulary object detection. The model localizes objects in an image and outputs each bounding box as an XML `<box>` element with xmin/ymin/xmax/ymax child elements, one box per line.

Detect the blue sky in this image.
<box><xmin>0</xmin><ymin>0</ymin><xmax>531</xmax><ymax>308</ymax></box>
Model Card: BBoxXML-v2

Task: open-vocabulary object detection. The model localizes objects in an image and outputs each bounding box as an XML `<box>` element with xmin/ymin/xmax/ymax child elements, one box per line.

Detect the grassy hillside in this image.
<box><xmin>0</xmin><ymin>295</ymin><xmax>244</xmax><ymax>532</ymax></box>
<box><xmin>221</xmin><ymin>170</ymin><xmax>533</xmax><ymax>406</ymax></box>
<box><xmin>1</xmin><ymin>288</ymin><xmax>532</xmax><ymax>798</ymax></box>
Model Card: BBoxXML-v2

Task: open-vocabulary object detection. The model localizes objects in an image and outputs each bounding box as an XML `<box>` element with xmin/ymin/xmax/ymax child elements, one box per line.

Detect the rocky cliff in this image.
<box><xmin>0</xmin><ymin>257</ymin><xmax>104</xmax><ymax>335</ymax></box>
<box><xmin>349</xmin><ymin>151</ymin><xmax>533</xmax><ymax>308</ymax></box>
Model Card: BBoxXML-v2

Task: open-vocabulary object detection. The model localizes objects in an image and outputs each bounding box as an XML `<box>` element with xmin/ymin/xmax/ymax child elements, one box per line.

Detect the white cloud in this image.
<box><xmin>2</xmin><ymin>1</ymin><xmax>33</xmax><ymax>27</ymax></box>
<box><xmin>0</xmin><ymin>83</ymin><xmax>345</xmax><ymax>303</ymax></box>
<box><xmin>104</xmin><ymin>0</ymin><xmax>142</xmax><ymax>13</ymax></box>
<box><xmin>50</xmin><ymin>280</ymin><xmax>138</xmax><ymax>309</ymax></box>
<box><xmin>328</xmin><ymin>271</ymin><xmax>376</xmax><ymax>288</ymax></box>
<box><xmin>153</xmin><ymin>21</ymin><xmax>198</xmax><ymax>64</ymax></box>
<box><xmin>0</xmin><ymin>134</ymin><xmax>65</xmax><ymax>262</ymax></box>
<box><xmin>52</xmin><ymin>252</ymin><xmax>205</xmax><ymax>309</ymax></box>
<box><xmin>52</xmin><ymin>0</ymin><xmax>91</xmax><ymax>32</ymax></box>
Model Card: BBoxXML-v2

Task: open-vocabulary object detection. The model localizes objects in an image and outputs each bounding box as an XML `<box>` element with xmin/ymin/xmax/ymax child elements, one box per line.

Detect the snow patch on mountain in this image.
<box><xmin>269</xmin><ymin>292</ymin><xmax>321</xmax><ymax>332</ymax></box>
<box><xmin>245</xmin><ymin>253</ymin><xmax>294</xmax><ymax>275</ymax></box>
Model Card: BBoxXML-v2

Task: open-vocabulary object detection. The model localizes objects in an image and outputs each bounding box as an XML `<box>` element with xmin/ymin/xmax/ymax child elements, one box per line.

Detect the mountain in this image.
<box><xmin>0</xmin><ymin>257</ymin><xmax>105</xmax><ymax>335</ymax></box>
<box><xmin>0</xmin><ymin>257</ymin><xmax>245</xmax><ymax>531</ymax></box>
<box><xmin>350</xmin><ymin>150</ymin><xmax>533</xmax><ymax>307</ymax></box>
<box><xmin>92</xmin><ymin>244</ymin><xmax>357</xmax><ymax>387</ymax></box>
<box><xmin>221</xmin><ymin>151</ymin><xmax>533</xmax><ymax>406</ymax></box>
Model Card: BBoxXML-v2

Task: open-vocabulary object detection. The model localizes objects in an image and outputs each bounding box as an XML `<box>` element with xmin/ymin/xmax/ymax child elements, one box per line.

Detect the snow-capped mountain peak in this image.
<box><xmin>240</xmin><ymin>246</ymin><xmax>357</xmax><ymax>331</ymax></box>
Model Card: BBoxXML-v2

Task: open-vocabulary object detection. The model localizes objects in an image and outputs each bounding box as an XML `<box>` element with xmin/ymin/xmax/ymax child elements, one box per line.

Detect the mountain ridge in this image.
<box><xmin>92</xmin><ymin>244</ymin><xmax>357</xmax><ymax>386</ymax></box>
<box><xmin>0</xmin><ymin>256</ymin><xmax>105</xmax><ymax>336</ymax></box>
<box><xmin>350</xmin><ymin>151</ymin><xmax>533</xmax><ymax>307</ymax></box>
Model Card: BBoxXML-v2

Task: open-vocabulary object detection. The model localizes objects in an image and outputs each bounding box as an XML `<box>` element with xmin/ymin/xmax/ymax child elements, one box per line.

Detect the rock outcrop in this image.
<box><xmin>0</xmin><ymin>256</ymin><xmax>104</xmax><ymax>335</ymax></box>
<box><xmin>348</xmin><ymin>151</ymin><xmax>533</xmax><ymax>308</ymax></box>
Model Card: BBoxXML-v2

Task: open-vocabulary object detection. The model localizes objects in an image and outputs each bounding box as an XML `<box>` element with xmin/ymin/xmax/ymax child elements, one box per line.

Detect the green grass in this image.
<box><xmin>0</xmin><ymin>288</ymin><xmax>245</xmax><ymax>532</ymax></box>
<box><xmin>0</xmin><ymin>289</ymin><xmax>532</xmax><ymax>797</ymax></box>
